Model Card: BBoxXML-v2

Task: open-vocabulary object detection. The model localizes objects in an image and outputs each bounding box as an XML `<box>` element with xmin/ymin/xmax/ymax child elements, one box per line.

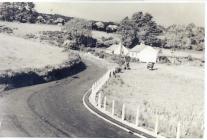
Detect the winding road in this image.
<box><xmin>0</xmin><ymin>58</ymin><xmax>136</xmax><ymax>137</ymax></box>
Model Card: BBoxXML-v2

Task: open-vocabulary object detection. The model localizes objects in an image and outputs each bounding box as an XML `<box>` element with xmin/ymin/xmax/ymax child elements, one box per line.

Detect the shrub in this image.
<box><xmin>96</xmin><ymin>51</ymin><xmax>105</xmax><ymax>59</ymax></box>
<box><xmin>157</xmin><ymin>56</ymin><xmax>171</xmax><ymax>64</ymax></box>
<box><xmin>24</xmin><ymin>33</ymin><xmax>38</xmax><ymax>39</ymax></box>
<box><xmin>187</xmin><ymin>55</ymin><xmax>193</xmax><ymax>61</ymax></box>
<box><xmin>0</xmin><ymin>25</ymin><xmax>13</xmax><ymax>34</ymax></box>
<box><xmin>62</xmin><ymin>18</ymin><xmax>97</xmax><ymax>48</ymax></box>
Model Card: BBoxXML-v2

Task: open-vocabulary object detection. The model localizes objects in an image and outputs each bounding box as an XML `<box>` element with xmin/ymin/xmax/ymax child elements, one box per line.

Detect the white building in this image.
<box><xmin>106</xmin><ymin>43</ymin><xmax>129</xmax><ymax>55</ymax></box>
<box><xmin>128</xmin><ymin>43</ymin><xmax>159</xmax><ymax>63</ymax></box>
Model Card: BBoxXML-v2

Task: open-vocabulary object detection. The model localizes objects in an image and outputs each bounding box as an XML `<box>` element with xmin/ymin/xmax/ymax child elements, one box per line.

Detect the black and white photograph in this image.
<box><xmin>0</xmin><ymin>0</ymin><xmax>205</xmax><ymax>138</ymax></box>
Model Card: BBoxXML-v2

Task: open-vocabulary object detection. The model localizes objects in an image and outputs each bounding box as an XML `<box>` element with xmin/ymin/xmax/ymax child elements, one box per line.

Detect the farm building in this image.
<box><xmin>128</xmin><ymin>43</ymin><xmax>146</xmax><ymax>58</ymax></box>
<box><xmin>128</xmin><ymin>43</ymin><xmax>159</xmax><ymax>63</ymax></box>
<box><xmin>105</xmin><ymin>43</ymin><xmax>129</xmax><ymax>55</ymax></box>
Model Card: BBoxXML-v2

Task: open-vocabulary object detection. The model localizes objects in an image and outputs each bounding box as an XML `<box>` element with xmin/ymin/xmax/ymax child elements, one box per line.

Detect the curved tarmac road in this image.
<box><xmin>0</xmin><ymin>58</ymin><xmax>136</xmax><ymax>137</ymax></box>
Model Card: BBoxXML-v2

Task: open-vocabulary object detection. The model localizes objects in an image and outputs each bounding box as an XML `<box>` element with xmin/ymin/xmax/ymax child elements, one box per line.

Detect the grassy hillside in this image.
<box><xmin>0</xmin><ymin>34</ymin><xmax>68</xmax><ymax>71</ymax></box>
<box><xmin>0</xmin><ymin>21</ymin><xmax>61</xmax><ymax>37</ymax></box>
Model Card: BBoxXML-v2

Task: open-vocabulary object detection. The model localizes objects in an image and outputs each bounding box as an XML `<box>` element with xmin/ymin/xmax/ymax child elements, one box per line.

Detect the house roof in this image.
<box><xmin>107</xmin><ymin>43</ymin><xmax>127</xmax><ymax>51</ymax></box>
<box><xmin>106</xmin><ymin>43</ymin><xmax>129</xmax><ymax>55</ymax></box>
<box><xmin>130</xmin><ymin>43</ymin><xmax>151</xmax><ymax>52</ymax></box>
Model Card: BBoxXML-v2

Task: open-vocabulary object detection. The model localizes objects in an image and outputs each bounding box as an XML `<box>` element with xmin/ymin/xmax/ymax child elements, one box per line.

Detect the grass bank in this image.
<box><xmin>0</xmin><ymin>33</ymin><xmax>82</xmax><ymax>90</ymax></box>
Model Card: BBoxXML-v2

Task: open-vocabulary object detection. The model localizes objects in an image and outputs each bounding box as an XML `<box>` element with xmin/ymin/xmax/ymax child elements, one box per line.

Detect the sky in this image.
<box><xmin>35</xmin><ymin>3</ymin><xmax>205</xmax><ymax>27</ymax></box>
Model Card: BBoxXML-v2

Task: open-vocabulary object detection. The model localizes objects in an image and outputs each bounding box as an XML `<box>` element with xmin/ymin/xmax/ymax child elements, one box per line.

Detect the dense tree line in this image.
<box><xmin>0</xmin><ymin>2</ymin><xmax>72</xmax><ymax>24</ymax></box>
<box><xmin>62</xmin><ymin>18</ymin><xmax>97</xmax><ymax>49</ymax></box>
<box><xmin>0</xmin><ymin>2</ymin><xmax>38</xmax><ymax>23</ymax></box>
<box><xmin>118</xmin><ymin>11</ymin><xmax>204</xmax><ymax>51</ymax></box>
<box><xmin>162</xmin><ymin>23</ymin><xmax>204</xmax><ymax>51</ymax></box>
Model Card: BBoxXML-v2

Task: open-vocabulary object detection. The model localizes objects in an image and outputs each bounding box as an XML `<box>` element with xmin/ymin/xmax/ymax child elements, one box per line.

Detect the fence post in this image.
<box><xmin>98</xmin><ymin>92</ymin><xmax>102</xmax><ymax>108</ymax></box>
<box><xmin>112</xmin><ymin>100</ymin><xmax>115</xmax><ymax>116</ymax></box>
<box><xmin>92</xmin><ymin>84</ymin><xmax>94</xmax><ymax>95</ymax></box>
<box><xmin>135</xmin><ymin>106</ymin><xmax>140</xmax><ymax>126</ymax></box>
<box><xmin>176</xmin><ymin>122</ymin><xmax>181</xmax><ymax>138</ymax></box>
<box><xmin>154</xmin><ymin>113</ymin><xmax>159</xmax><ymax>135</ymax></box>
<box><xmin>94</xmin><ymin>82</ymin><xmax>97</xmax><ymax>89</ymax></box>
<box><xmin>93</xmin><ymin>82</ymin><xmax>96</xmax><ymax>95</ymax></box>
<box><xmin>103</xmin><ymin>96</ymin><xmax>107</xmax><ymax>111</ymax></box>
<box><xmin>121</xmin><ymin>103</ymin><xmax>125</xmax><ymax>121</ymax></box>
<box><xmin>201</xmin><ymin>121</ymin><xmax>204</xmax><ymax>131</ymax></box>
<box><xmin>90</xmin><ymin>84</ymin><xmax>96</xmax><ymax>105</ymax></box>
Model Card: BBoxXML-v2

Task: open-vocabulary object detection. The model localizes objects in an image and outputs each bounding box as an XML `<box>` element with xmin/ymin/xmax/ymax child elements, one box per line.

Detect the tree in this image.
<box><xmin>162</xmin><ymin>23</ymin><xmax>204</xmax><ymax>51</ymax></box>
<box><xmin>36</xmin><ymin>15</ymin><xmax>46</xmax><ymax>23</ymax></box>
<box><xmin>94</xmin><ymin>21</ymin><xmax>105</xmax><ymax>30</ymax></box>
<box><xmin>118</xmin><ymin>11</ymin><xmax>162</xmax><ymax>48</ymax></box>
<box><xmin>0</xmin><ymin>2</ymin><xmax>38</xmax><ymax>23</ymax></box>
<box><xmin>0</xmin><ymin>2</ymin><xmax>15</xmax><ymax>21</ymax></box>
<box><xmin>118</xmin><ymin>17</ymin><xmax>138</xmax><ymax>48</ymax></box>
<box><xmin>27</xmin><ymin>2</ymin><xmax>35</xmax><ymax>9</ymax></box>
<box><xmin>54</xmin><ymin>17</ymin><xmax>65</xmax><ymax>25</ymax></box>
<box><xmin>27</xmin><ymin>9</ymin><xmax>39</xmax><ymax>23</ymax></box>
<box><xmin>62</xmin><ymin>18</ymin><xmax>96</xmax><ymax>48</ymax></box>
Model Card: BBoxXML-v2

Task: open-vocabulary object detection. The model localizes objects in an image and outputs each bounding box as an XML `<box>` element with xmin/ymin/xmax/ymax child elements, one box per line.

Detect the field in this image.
<box><xmin>0</xmin><ymin>22</ymin><xmax>80</xmax><ymax>92</ymax></box>
<box><xmin>156</xmin><ymin>48</ymin><xmax>204</xmax><ymax>60</ymax></box>
<box><xmin>0</xmin><ymin>21</ymin><xmax>68</xmax><ymax>72</ymax></box>
<box><xmin>101</xmin><ymin>63</ymin><xmax>204</xmax><ymax>138</ymax></box>
<box><xmin>0</xmin><ymin>21</ymin><xmax>61</xmax><ymax>37</ymax></box>
<box><xmin>92</xmin><ymin>30</ymin><xmax>120</xmax><ymax>41</ymax></box>
<box><xmin>0</xmin><ymin>34</ymin><xmax>69</xmax><ymax>71</ymax></box>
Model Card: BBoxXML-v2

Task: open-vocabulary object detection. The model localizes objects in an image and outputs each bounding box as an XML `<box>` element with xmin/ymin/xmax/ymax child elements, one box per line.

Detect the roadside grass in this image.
<box><xmin>101</xmin><ymin>63</ymin><xmax>204</xmax><ymax>138</ymax></box>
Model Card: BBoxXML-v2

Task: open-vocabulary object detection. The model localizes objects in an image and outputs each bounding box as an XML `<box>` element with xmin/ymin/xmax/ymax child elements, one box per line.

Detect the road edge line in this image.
<box><xmin>82</xmin><ymin>88</ymin><xmax>146</xmax><ymax>138</ymax></box>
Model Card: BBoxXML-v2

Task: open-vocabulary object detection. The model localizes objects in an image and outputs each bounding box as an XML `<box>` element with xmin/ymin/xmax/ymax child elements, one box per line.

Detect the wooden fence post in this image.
<box><xmin>154</xmin><ymin>113</ymin><xmax>159</xmax><ymax>135</ymax></box>
<box><xmin>90</xmin><ymin>83</ymin><xmax>96</xmax><ymax>105</ymax></box>
<box><xmin>112</xmin><ymin>100</ymin><xmax>115</xmax><ymax>116</ymax></box>
<box><xmin>201</xmin><ymin>121</ymin><xmax>204</xmax><ymax>131</ymax></box>
<box><xmin>103</xmin><ymin>96</ymin><xmax>107</xmax><ymax>111</ymax></box>
<box><xmin>93</xmin><ymin>82</ymin><xmax>96</xmax><ymax>94</ymax></box>
<box><xmin>135</xmin><ymin>106</ymin><xmax>140</xmax><ymax>126</ymax></box>
<box><xmin>176</xmin><ymin>121</ymin><xmax>181</xmax><ymax>138</ymax></box>
<box><xmin>98</xmin><ymin>92</ymin><xmax>102</xmax><ymax>108</ymax></box>
<box><xmin>91</xmin><ymin>84</ymin><xmax>94</xmax><ymax>94</ymax></box>
<box><xmin>94</xmin><ymin>82</ymin><xmax>97</xmax><ymax>89</ymax></box>
<box><xmin>121</xmin><ymin>103</ymin><xmax>125</xmax><ymax>121</ymax></box>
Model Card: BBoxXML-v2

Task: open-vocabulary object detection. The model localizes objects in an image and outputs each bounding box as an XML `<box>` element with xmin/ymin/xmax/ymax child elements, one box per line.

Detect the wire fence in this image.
<box><xmin>88</xmin><ymin>67</ymin><xmax>202</xmax><ymax>138</ymax></box>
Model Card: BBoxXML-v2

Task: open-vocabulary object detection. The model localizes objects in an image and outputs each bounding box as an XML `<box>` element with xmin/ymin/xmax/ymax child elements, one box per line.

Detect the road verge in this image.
<box><xmin>0</xmin><ymin>54</ymin><xmax>82</xmax><ymax>90</ymax></box>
